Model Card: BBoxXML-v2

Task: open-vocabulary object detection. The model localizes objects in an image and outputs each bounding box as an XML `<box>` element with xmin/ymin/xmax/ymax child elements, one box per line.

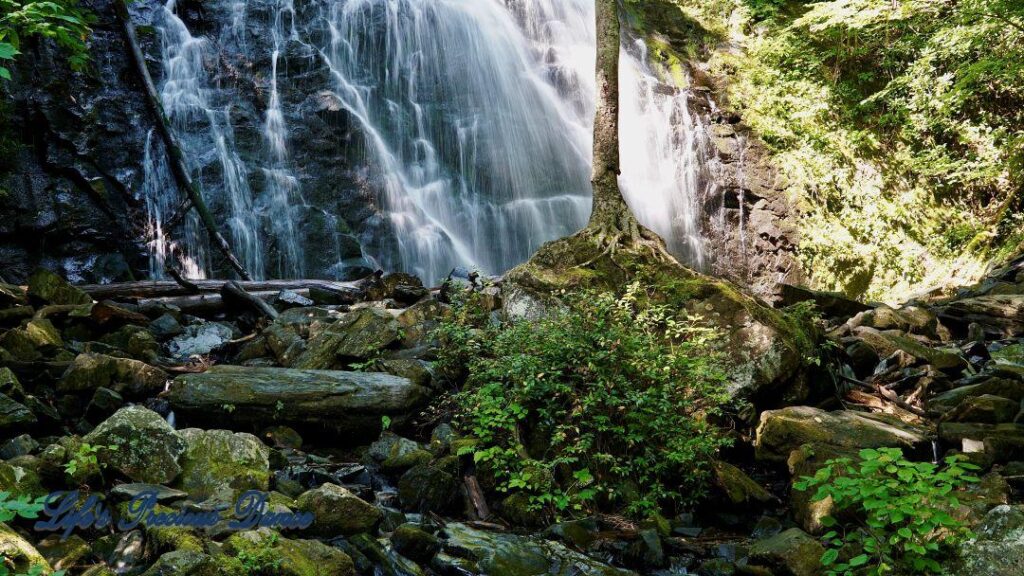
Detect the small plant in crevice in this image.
<box><xmin>436</xmin><ymin>282</ymin><xmax>732</xmax><ymax>520</ymax></box>
<box><xmin>63</xmin><ymin>442</ymin><xmax>116</xmax><ymax>480</ymax></box>
<box><xmin>794</xmin><ymin>447</ymin><xmax>979</xmax><ymax>575</ymax></box>
<box><xmin>0</xmin><ymin>492</ymin><xmax>66</xmax><ymax>575</ymax></box>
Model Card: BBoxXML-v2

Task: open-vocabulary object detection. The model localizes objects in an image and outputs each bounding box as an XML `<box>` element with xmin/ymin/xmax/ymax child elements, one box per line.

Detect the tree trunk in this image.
<box><xmin>114</xmin><ymin>0</ymin><xmax>252</xmax><ymax>281</ymax></box>
<box><xmin>588</xmin><ymin>0</ymin><xmax>635</xmax><ymax>231</ymax></box>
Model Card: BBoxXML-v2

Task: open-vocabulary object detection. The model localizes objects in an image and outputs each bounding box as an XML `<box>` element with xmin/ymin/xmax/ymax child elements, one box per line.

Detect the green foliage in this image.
<box><xmin>0</xmin><ymin>491</ymin><xmax>47</xmax><ymax>523</ymax></box>
<box><xmin>437</xmin><ymin>283</ymin><xmax>732</xmax><ymax>520</ymax></box>
<box><xmin>794</xmin><ymin>447</ymin><xmax>979</xmax><ymax>575</ymax></box>
<box><xmin>677</xmin><ymin>0</ymin><xmax>1024</xmax><ymax>299</ymax></box>
<box><xmin>0</xmin><ymin>492</ymin><xmax>66</xmax><ymax>576</ymax></box>
<box><xmin>236</xmin><ymin>534</ymin><xmax>283</xmax><ymax>576</ymax></box>
<box><xmin>0</xmin><ymin>0</ymin><xmax>93</xmax><ymax>80</ymax></box>
<box><xmin>63</xmin><ymin>442</ymin><xmax>116</xmax><ymax>478</ymax></box>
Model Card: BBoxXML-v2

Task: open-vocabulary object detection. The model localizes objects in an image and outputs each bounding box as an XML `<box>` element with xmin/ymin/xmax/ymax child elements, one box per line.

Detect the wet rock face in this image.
<box><xmin>699</xmin><ymin>112</ymin><xmax>803</xmax><ymax>302</ymax></box>
<box><xmin>0</xmin><ymin>0</ymin><xmax>156</xmax><ymax>283</ymax></box>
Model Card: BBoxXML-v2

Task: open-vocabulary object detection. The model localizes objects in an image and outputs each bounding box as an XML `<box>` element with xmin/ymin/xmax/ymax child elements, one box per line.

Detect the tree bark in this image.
<box><xmin>114</xmin><ymin>0</ymin><xmax>252</xmax><ymax>281</ymax></box>
<box><xmin>588</xmin><ymin>0</ymin><xmax>635</xmax><ymax>231</ymax></box>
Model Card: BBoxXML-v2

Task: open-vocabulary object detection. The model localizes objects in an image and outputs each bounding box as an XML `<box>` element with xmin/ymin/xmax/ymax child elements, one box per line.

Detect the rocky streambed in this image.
<box><xmin>0</xmin><ymin>261</ymin><xmax>1022</xmax><ymax>575</ymax></box>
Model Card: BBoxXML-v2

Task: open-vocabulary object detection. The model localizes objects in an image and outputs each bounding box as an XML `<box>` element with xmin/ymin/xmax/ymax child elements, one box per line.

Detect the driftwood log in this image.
<box><xmin>77</xmin><ymin>279</ymin><xmax>363</xmax><ymax>300</ymax></box>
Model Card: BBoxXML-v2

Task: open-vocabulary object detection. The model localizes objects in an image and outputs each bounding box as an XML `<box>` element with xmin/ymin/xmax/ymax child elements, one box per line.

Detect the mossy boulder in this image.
<box><xmin>368</xmin><ymin>432</ymin><xmax>432</xmax><ymax>472</ymax></box>
<box><xmin>0</xmin><ymin>328</ymin><xmax>41</xmax><ymax>362</ymax></box>
<box><xmin>295</xmin><ymin>483</ymin><xmax>381</xmax><ymax>536</ymax></box>
<box><xmin>59</xmin><ymin>353</ymin><xmax>169</xmax><ymax>398</ymax></box>
<box><xmin>398</xmin><ymin>462</ymin><xmax>458</xmax><ymax>513</ymax></box>
<box><xmin>27</xmin><ymin>268</ymin><xmax>92</xmax><ymax>305</ymax></box>
<box><xmin>502</xmin><ymin>234</ymin><xmax>816</xmax><ymax>404</ymax></box>
<box><xmin>294</xmin><ymin>307</ymin><xmax>400</xmax><ymax>368</ymax></box>
<box><xmin>747</xmin><ymin>527</ymin><xmax>824</xmax><ymax>576</ymax></box>
<box><xmin>83</xmin><ymin>406</ymin><xmax>186</xmax><ymax>484</ymax></box>
<box><xmin>0</xmin><ymin>523</ymin><xmax>52</xmax><ymax>574</ymax></box>
<box><xmin>25</xmin><ymin>318</ymin><xmax>62</xmax><ymax>349</ymax></box>
<box><xmin>391</xmin><ymin>523</ymin><xmax>441</xmax><ymax>563</ymax></box>
<box><xmin>711</xmin><ymin>460</ymin><xmax>774</xmax><ymax>506</ymax></box>
<box><xmin>0</xmin><ymin>458</ymin><xmax>44</xmax><ymax>496</ymax></box>
<box><xmin>0</xmin><ymin>392</ymin><xmax>35</xmax><ymax>432</ymax></box>
<box><xmin>754</xmin><ymin>406</ymin><xmax>930</xmax><ymax>462</ymax></box>
<box><xmin>140</xmin><ymin>550</ymin><xmax>220</xmax><ymax>576</ymax></box>
<box><xmin>954</xmin><ymin>505</ymin><xmax>1024</xmax><ymax>576</ymax></box>
<box><xmin>176</xmin><ymin>429</ymin><xmax>271</xmax><ymax>500</ymax></box>
<box><xmin>224</xmin><ymin>528</ymin><xmax>356</xmax><ymax>576</ymax></box>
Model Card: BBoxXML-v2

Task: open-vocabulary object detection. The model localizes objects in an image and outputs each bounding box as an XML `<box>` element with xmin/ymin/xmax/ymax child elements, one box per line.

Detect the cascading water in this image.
<box><xmin>143</xmin><ymin>0</ymin><xmax>720</xmax><ymax>284</ymax></box>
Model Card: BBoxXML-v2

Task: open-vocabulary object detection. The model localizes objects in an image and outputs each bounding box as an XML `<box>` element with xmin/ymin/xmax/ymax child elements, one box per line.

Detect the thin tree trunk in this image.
<box><xmin>114</xmin><ymin>0</ymin><xmax>253</xmax><ymax>281</ymax></box>
<box><xmin>588</xmin><ymin>0</ymin><xmax>635</xmax><ymax>231</ymax></box>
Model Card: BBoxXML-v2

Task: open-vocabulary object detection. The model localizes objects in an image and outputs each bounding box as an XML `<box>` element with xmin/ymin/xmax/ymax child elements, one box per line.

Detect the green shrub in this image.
<box><xmin>794</xmin><ymin>447</ymin><xmax>979</xmax><ymax>575</ymax></box>
<box><xmin>437</xmin><ymin>282</ymin><xmax>732</xmax><ymax>520</ymax></box>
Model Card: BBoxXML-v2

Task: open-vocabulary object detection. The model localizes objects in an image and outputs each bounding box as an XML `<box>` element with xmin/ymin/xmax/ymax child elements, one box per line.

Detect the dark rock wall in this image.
<box><xmin>0</xmin><ymin>0</ymin><xmax>156</xmax><ymax>283</ymax></box>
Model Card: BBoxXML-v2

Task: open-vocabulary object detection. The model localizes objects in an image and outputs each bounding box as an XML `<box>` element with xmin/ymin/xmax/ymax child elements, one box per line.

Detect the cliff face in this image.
<box><xmin>0</xmin><ymin>0</ymin><xmax>803</xmax><ymax>299</ymax></box>
<box><xmin>0</xmin><ymin>0</ymin><xmax>156</xmax><ymax>283</ymax></box>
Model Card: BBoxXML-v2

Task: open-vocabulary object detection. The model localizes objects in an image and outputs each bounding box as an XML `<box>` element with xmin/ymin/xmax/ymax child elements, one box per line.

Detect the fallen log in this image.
<box><xmin>221</xmin><ymin>281</ymin><xmax>279</xmax><ymax>320</ymax></box>
<box><xmin>77</xmin><ymin>279</ymin><xmax>364</xmax><ymax>301</ymax></box>
<box><xmin>114</xmin><ymin>0</ymin><xmax>252</xmax><ymax>281</ymax></box>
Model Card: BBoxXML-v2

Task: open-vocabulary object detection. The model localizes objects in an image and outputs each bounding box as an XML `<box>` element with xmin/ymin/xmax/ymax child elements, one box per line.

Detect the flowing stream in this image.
<box><xmin>144</xmin><ymin>0</ymin><xmax>717</xmax><ymax>284</ymax></box>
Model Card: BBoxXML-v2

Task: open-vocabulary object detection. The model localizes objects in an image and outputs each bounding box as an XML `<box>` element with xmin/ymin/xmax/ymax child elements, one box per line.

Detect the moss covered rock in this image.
<box><xmin>59</xmin><ymin>353</ymin><xmax>168</xmax><ymax>398</ymax></box>
<box><xmin>0</xmin><ymin>392</ymin><xmax>35</xmax><ymax>432</ymax></box>
<box><xmin>747</xmin><ymin>527</ymin><xmax>824</xmax><ymax>576</ymax></box>
<box><xmin>398</xmin><ymin>462</ymin><xmax>458</xmax><ymax>513</ymax></box>
<box><xmin>294</xmin><ymin>307</ymin><xmax>400</xmax><ymax>368</ymax></box>
<box><xmin>391</xmin><ymin>523</ymin><xmax>441</xmax><ymax>563</ymax></box>
<box><xmin>176</xmin><ymin>428</ymin><xmax>270</xmax><ymax>500</ymax></box>
<box><xmin>754</xmin><ymin>406</ymin><xmax>930</xmax><ymax>463</ymax></box>
<box><xmin>503</xmin><ymin>234</ymin><xmax>816</xmax><ymax>404</ymax></box>
<box><xmin>83</xmin><ymin>406</ymin><xmax>186</xmax><ymax>484</ymax></box>
<box><xmin>140</xmin><ymin>550</ymin><xmax>220</xmax><ymax>576</ymax></box>
<box><xmin>27</xmin><ymin>268</ymin><xmax>92</xmax><ymax>305</ymax></box>
<box><xmin>295</xmin><ymin>483</ymin><xmax>381</xmax><ymax>536</ymax></box>
<box><xmin>225</xmin><ymin>528</ymin><xmax>355</xmax><ymax>576</ymax></box>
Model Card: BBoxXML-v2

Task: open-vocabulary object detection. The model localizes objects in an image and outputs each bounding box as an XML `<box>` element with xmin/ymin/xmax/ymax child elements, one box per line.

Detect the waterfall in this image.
<box><xmin>143</xmin><ymin>0</ymin><xmax>717</xmax><ymax>284</ymax></box>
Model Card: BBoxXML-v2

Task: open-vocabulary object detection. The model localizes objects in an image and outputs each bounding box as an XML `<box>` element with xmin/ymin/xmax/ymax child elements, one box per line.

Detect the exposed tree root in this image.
<box><xmin>573</xmin><ymin>214</ymin><xmax>679</xmax><ymax>271</ymax></box>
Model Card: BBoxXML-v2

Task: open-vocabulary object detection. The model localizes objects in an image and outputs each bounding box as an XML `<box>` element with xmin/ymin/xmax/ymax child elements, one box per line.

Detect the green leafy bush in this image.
<box><xmin>794</xmin><ymin>447</ymin><xmax>979</xmax><ymax>575</ymax></box>
<box><xmin>0</xmin><ymin>0</ymin><xmax>94</xmax><ymax>80</ymax></box>
<box><xmin>437</xmin><ymin>283</ymin><xmax>732</xmax><ymax>519</ymax></box>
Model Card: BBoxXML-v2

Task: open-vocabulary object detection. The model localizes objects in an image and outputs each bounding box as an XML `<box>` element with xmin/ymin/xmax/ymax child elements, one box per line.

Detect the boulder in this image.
<box><xmin>754</xmin><ymin>406</ymin><xmax>930</xmax><ymax>462</ymax></box>
<box><xmin>937</xmin><ymin>295</ymin><xmax>1024</xmax><ymax>338</ymax></box>
<box><xmin>0</xmin><ymin>328</ymin><xmax>40</xmax><ymax>361</ymax></box>
<box><xmin>777</xmin><ymin>284</ymin><xmax>871</xmax><ymax>318</ymax></box>
<box><xmin>176</xmin><ymin>429</ymin><xmax>271</xmax><ymax>500</ymax></box>
<box><xmin>295</xmin><ymin>483</ymin><xmax>381</xmax><ymax>536</ymax></box>
<box><xmin>167</xmin><ymin>366</ymin><xmax>431</xmax><ymax>435</ymax></box>
<box><xmin>398</xmin><ymin>462</ymin><xmax>458</xmax><ymax>512</ymax></box>
<box><xmin>953</xmin><ymin>505</ymin><xmax>1024</xmax><ymax>576</ymax></box>
<box><xmin>0</xmin><ymin>392</ymin><xmax>35</xmax><ymax>432</ymax></box>
<box><xmin>140</xmin><ymin>551</ymin><xmax>219</xmax><ymax>576</ymax></box>
<box><xmin>930</xmin><ymin>376</ymin><xmax>1024</xmax><ymax>413</ymax></box>
<box><xmin>25</xmin><ymin>318</ymin><xmax>62</xmax><ymax>349</ymax></box>
<box><xmin>440</xmin><ymin>522</ymin><xmax>634</xmax><ymax>576</ymax></box>
<box><xmin>0</xmin><ymin>366</ymin><xmax>25</xmax><ymax>397</ymax></box>
<box><xmin>943</xmin><ymin>394</ymin><xmax>1020</xmax><ymax>424</ymax></box>
<box><xmin>712</xmin><ymin>460</ymin><xmax>774</xmax><ymax>506</ymax></box>
<box><xmin>294</xmin><ymin>307</ymin><xmax>400</xmax><ymax>368</ymax></box>
<box><xmin>83</xmin><ymin>406</ymin><xmax>186</xmax><ymax>484</ymax></box>
<box><xmin>165</xmin><ymin>322</ymin><xmax>234</xmax><ymax>358</ymax></box>
<box><xmin>225</xmin><ymin>529</ymin><xmax>355</xmax><ymax>576</ymax></box>
<box><xmin>59</xmin><ymin>353</ymin><xmax>168</xmax><ymax>398</ymax></box>
<box><xmin>37</xmin><ymin>534</ymin><xmax>90</xmax><ymax>572</ymax></box>
<box><xmin>391</xmin><ymin>523</ymin><xmax>441</xmax><ymax>563</ymax></box>
<box><xmin>26</xmin><ymin>269</ymin><xmax>92</xmax><ymax>305</ymax></box>
<box><xmin>747</xmin><ymin>528</ymin><xmax>824</xmax><ymax>576</ymax></box>
<box><xmin>853</xmin><ymin>327</ymin><xmax>965</xmax><ymax>371</ymax></box>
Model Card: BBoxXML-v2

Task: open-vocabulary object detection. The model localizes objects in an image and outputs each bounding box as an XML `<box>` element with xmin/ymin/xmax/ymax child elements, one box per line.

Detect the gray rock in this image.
<box><xmin>26</xmin><ymin>269</ymin><xmax>92</xmax><ymax>306</ymax></box>
<box><xmin>0</xmin><ymin>434</ymin><xmax>38</xmax><ymax>459</ymax></box>
<box><xmin>175</xmin><ymin>429</ymin><xmax>270</xmax><ymax>500</ymax></box>
<box><xmin>747</xmin><ymin>528</ymin><xmax>824</xmax><ymax>576</ymax></box>
<box><xmin>0</xmin><ymin>393</ymin><xmax>36</xmax><ymax>432</ymax></box>
<box><xmin>59</xmin><ymin>353</ymin><xmax>168</xmax><ymax>398</ymax></box>
<box><xmin>294</xmin><ymin>307</ymin><xmax>400</xmax><ymax>368</ymax></box>
<box><xmin>295</xmin><ymin>483</ymin><xmax>381</xmax><ymax>536</ymax></box>
<box><xmin>149</xmin><ymin>314</ymin><xmax>184</xmax><ymax>339</ymax></box>
<box><xmin>755</xmin><ymin>406</ymin><xmax>930</xmax><ymax>462</ymax></box>
<box><xmin>953</xmin><ymin>505</ymin><xmax>1024</xmax><ymax>576</ymax></box>
<box><xmin>167</xmin><ymin>366</ymin><xmax>431</xmax><ymax>434</ymax></box>
<box><xmin>165</xmin><ymin>322</ymin><xmax>234</xmax><ymax>358</ymax></box>
<box><xmin>83</xmin><ymin>406</ymin><xmax>186</xmax><ymax>484</ymax></box>
<box><xmin>110</xmin><ymin>483</ymin><xmax>188</xmax><ymax>503</ymax></box>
